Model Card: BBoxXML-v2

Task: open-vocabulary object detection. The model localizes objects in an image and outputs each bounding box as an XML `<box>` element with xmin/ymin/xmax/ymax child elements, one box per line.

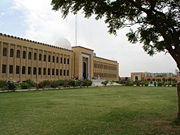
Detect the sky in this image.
<box><xmin>0</xmin><ymin>0</ymin><xmax>178</xmax><ymax>77</ymax></box>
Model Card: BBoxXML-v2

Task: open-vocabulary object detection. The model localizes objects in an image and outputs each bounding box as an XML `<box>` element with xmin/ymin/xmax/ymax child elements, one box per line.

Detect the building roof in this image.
<box><xmin>0</xmin><ymin>33</ymin><xmax>73</xmax><ymax>52</ymax></box>
<box><xmin>94</xmin><ymin>56</ymin><xmax>118</xmax><ymax>63</ymax></box>
<box><xmin>72</xmin><ymin>46</ymin><xmax>94</xmax><ymax>51</ymax></box>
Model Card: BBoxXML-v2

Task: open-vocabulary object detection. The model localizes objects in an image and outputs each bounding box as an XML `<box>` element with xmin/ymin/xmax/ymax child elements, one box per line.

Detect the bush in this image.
<box><xmin>171</xmin><ymin>82</ymin><xmax>177</xmax><ymax>87</ymax></box>
<box><xmin>56</xmin><ymin>80</ymin><xmax>65</xmax><ymax>86</ymax></box>
<box><xmin>125</xmin><ymin>81</ymin><xmax>134</xmax><ymax>86</ymax></box>
<box><xmin>140</xmin><ymin>81</ymin><xmax>148</xmax><ymax>86</ymax></box>
<box><xmin>6</xmin><ymin>81</ymin><xmax>16</xmax><ymax>91</ymax></box>
<box><xmin>0</xmin><ymin>80</ymin><xmax>7</xmax><ymax>89</ymax></box>
<box><xmin>164</xmin><ymin>81</ymin><xmax>171</xmax><ymax>87</ymax></box>
<box><xmin>101</xmin><ymin>80</ymin><xmax>108</xmax><ymax>86</ymax></box>
<box><xmin>36</xmin><ymin>82</ymin><xmax>44</xmax><ymax>89</ymax></box>
<box><xmin>82</xmin><ymin>80</ymin><xmax>92</xmax><ymax>87</ymax></box>
<box><xmin>50</xmin><ymin>80</ymin><xmax>60</xmax><ymax>88</ymax></box>
<box><xmin>68</xmin><ymin>80</ymin><xmax>76</xmax><ymax>87</ymax></box>
<box><xmin>42</xmin><ymin>80</ymin><xmax>51</xmax><ymax>88</ymax></box>
<box><xmin>24</xmin><ymin>79</ymin><xmax>36</xmax><ymax>88</ymax></box>
<box><xmin>63</xmin><ymin>80</ymin><xmax>70</xmax><ymax>88</ymax></box>
<box><xmin>134</xmin><ymin>81</ymin><xmax>140</xmax><ymax>86</ymax></box>
<box><xmin>20</xmin><ymin>82</ymin><xmax>29</xmax><ymax>89</ymax></box>
<box><xmin>157</xmin><ymin>82</ymin><xmax>163</xmax><ymax>86</ymax></box>
<box><xmin>75</xmin><ymin>80</ymin><xmax>83</xmax><ymax>87</ymax></box>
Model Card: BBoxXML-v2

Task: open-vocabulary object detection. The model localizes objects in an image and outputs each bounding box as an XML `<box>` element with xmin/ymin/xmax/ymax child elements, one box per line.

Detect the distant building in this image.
<box><xmin>0</xmin><ymin>33</ymin><xmax>119</xmax><ymax>82</ymax></box>
<box><xmin>131</xmin><ymin>72</ymin><xmax>178</xmax><ymax>82</ymax></box>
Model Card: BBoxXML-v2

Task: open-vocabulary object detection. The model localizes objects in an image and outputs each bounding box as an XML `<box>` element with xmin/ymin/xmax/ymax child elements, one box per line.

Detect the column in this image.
<box><xmin>31</xmin><ymin>48</ymin><xmax>34</xmax><ymax>81</ymax></box>
<box><xmin>25</xmin><ymin>47</ymin><xmax>28</xmax><ymax>79</ymax></box>
<box><xmin>13</xmin><ymin>44</ymin><xmax>16</xmax><ymax>81</ymax></box>
<box><xmin>20</xmin><ymin>46</ymin><xmax>22</xmax><ymax>82</ymax></box>
<box><xmin>7</xmin><ymin>43</ymin><xmax>10</xmax><ymax>80</ymax></box>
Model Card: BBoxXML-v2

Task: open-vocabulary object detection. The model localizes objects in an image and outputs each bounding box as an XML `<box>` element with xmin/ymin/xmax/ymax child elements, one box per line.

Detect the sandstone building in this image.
<box><xmin>0</xmin><ymin>33</ymin><xmax>119</xmax><ymax>82</ymax></box>
<box><xmin>131</xmin><ymin>72</ymin><xmax>179</xmax><ymax>82</ymax></box>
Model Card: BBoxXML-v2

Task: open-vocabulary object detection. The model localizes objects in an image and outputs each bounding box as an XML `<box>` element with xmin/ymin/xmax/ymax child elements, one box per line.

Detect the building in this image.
<box><xmin>0</xmin><ymin>33</ymin><xmax>119</xmax><ymax>82</ymax></box>
<box><xmin>131</xmin><ymin>72</ymin><xmax>179</xmax><ymax>82</ymax></box>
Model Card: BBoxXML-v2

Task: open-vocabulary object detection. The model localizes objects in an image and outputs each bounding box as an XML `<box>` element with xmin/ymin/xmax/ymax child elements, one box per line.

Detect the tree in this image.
<box><xmin>51</xmin><ymin>0</ymin><xmax>180</xmax><ymax>118</ymax></box>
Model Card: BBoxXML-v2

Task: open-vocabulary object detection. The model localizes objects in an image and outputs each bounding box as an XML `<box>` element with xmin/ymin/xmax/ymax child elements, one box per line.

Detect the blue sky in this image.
<box><xmin>0</xmin><ymin>0</ymin><xmax>26</xmax><ymax>36</ymax></box>
<box><xmin>0</xmin><ymin>0</ymin><xmax>178</xmax><ymax>76</ymax></box>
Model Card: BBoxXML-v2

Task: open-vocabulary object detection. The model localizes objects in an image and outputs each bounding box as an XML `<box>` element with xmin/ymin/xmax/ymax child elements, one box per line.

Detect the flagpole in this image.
<box><xmin>75</xmin><ymin>14</ymin><xmax>77</xmax><ymax>46</ymax></box>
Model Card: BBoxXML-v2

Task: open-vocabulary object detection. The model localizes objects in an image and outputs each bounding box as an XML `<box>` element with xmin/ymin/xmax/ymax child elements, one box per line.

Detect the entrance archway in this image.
<box><xmin>83</xmin><ymin>62</ymin><xmax>87</xmax><ymax>79</ymax></box>
<box><xmin>135</xmin><ymin>76</ymin><xmax>139</xmax><ymax>81</ymax></box>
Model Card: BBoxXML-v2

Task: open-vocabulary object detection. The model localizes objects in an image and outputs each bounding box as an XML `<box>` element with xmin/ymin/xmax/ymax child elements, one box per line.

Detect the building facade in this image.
<box><xmin>131</xmin><ymin>72</ymin><xmax>179</xmax><ymax>82</ymax></box>
<box><xmin>0</xmin><ymin>33</ymin><xmax>119</xmax><ymax>82</ymax></box>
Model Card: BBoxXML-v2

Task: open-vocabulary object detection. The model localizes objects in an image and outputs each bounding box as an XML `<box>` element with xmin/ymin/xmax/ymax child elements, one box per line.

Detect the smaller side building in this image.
<box><xmin>131</xmin><ymin>72</ymin><xmax>179</xmax><ymax>81</ymax></box>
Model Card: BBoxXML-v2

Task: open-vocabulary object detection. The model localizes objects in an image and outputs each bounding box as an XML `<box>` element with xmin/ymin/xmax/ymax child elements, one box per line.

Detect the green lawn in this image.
<box><xmin>0</xmin><ymin>86</ymin><xmax>180</xmax><ymax>135</ymax></box>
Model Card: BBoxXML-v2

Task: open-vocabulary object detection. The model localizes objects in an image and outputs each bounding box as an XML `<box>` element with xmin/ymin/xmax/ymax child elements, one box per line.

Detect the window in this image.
<box><xmin>33</xmin><ymin>67</ymin><xmax>36</xmax><ymax>75</ymax></box>
<box><xmin>2</xmin><ymin>64</ymin><xmax>6</xmax><ymax>73</ymax></box>
<box><xmin>64</xmin><ymin>70</ymin><xmax>66</xmax><ymax>76</ymax></box>
<box><xmin>44</xmin><ymin>55</ymin><xmax>46</xmax><ymax>61</ymax></box>
<box><xmin>23</xmin><ymin>51</ymin><xmax>26</xmax><ymax>59</ymax></box>
<box><xmin>9</xmin><ymin>65</ymin><xmax>13</xmax><ymax>74</ymax></box>
<box><xmin>34</xmin><ymin>53</ymin><xmax>37</xmax><ymax>60</ymax></box>
<box><xmin>10</xmin><ymin>49</ymin><xmax>14</xmax><ymax>57</ymax></box>
<box><xmin>16</xmin><ymin>66</ymin><xmax>20</xmax><ymax>74</ymax></box>
<box><xmin>16</xmin><ymin>50</ymin><xmax>20</xmax><ymax>58</ymax></box>
<box><xmin>48</xmin><ymin>55</ymin><xmax>51</xmax><ymax>62</ymax></box>
<box><xmin>64</xmin><ymin>58</ymin><xmax>66</xmax><ymax>64</ymax></box>
<box><xmin>52</xmin><ymin>56</ymin><xmax>55</xmax><ymax>62</ymax></box>
<box><xmin>67</xmin><ymin>70</ymin><xmax>69</xmax><ymax>76</ymax></box>
<box><xmin>60</xmin><ymin>57</ymin><xmax>63</xmax><ymax>63</ymax></box>
<box><xmin>28</xmin><ymin>67</ymin><xmax>31</xmax><ymax>75</ymax></box>
<box><xmin>56</xmin><ymin>69</ymin><xmax>59</xmax><ymax>76</ymax></box>
<box><xmin>43</xmin><ymin>68</ymin><xmax>46</xmax><ymax>75</ymax></box>
<box><xmin>56</xmin><ymin>57</ymin><xmax>59</xmax><ymax>63</ymax></box>
<box><xmin>60</xmin><ymin>69</ymin><xmax>62</xmax><ymax>76</ymax></box>
<box><xmin>48</xmin><ymin>68</ymin><xmax>50</xmax><ymax>75</ymax></box>
<box><xmin>39</xmin><ymin>54</ymin><xmax>42</xmax><ymax>61</ymax></box>
<box><xmin>52</xmin><ymin>69</ymin><xmax>55</xmax><ymax>75</ymax></box>
<box><xmin>22</xmin><ymin>66</ymin><xmax>26</xmax><ymax>74</ymax></box>
<box><xmin>3</xmin><ymin>48</ymin><xmax>7</xmax><ymax>56</ymax></box>
<box><xmin>38</xmin><ymin>68</ymin><xmax>41</xmax><ymax>75</ymax></box>
<box><xmin>67</xmin><ymin>58</ymin><xmax>69</xmax><ymax>64</ymax></box>
<box><xmin>28</xmin><ymin>52</ymin><xmax>32</xmax><ymax>59</ymax></box>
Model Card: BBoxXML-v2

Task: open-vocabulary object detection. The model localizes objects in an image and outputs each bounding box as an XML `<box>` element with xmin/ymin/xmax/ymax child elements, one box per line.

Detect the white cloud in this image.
<box><xmin>12</xmin><ymin>0</ymin><xmax>177</xmax><ymax>76</ymax></box>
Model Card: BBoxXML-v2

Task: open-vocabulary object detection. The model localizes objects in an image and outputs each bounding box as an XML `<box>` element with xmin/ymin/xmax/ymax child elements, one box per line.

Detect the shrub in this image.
<box><xmin>63</xmin><ymin>80</ymin><xmax>70</xmax><ymax>88</ymax></box>
<box><xmin>56</xmin><ymin>80</ymin><xmax>65</xmax><ymax>86</ymax></box>
<box><xmin>68</xmin><ymin>80</ymin><xmax>76</xmax><ymax>87</ymax></box>
<box><xmin>82</xmin><ymin>79</ymin><xmax>92</xmax><ymax>87</ymax></box>
<box><xmin>6</xmin><ymin>81</ymin><xmax>16</xmax><ymax>91</ymax></box>
<box><xmin>157</xmin><ymin>82</ymin><xmax>163</xmax><ymax>87</ymax></box>
<box><xmin>125</xmin><ymin>81</ymin><xmax>134</xmax><ymax>86</ymax></box>
<box><xmin>172</xmin><ymin>82</ymin><xmax>177</xmax><ymax>87</ymax></box>
<box><xmin>36</xmin><ymin>82</ymin><xmax>44</xmax><ymax>89</ymax></box>
<box><xmin>42</xmin><ymin>80</ymin><xmax>51</xmax><ymax>88</ymax></box>
<box><xmin>75</xmin><ymin>80</ymin><xmax>83</xmax><ymax>87</ymax></box>
<box><xmin>140</xmin><ymin>81</ymin><xmax>148</xmax><ymax>86</ymax></box>
<box><xmin>164</xmin><ymin>81</ymin><xmax>171</xmax><ymax>87</ymax></box>
<box><xmin>101</xmin><ymin>80</ymin><xmax>108</xmax><ymax>86</ymax></box>
<box><xmin>50</xmin><ymin>80</ymin><xmax>60</xmax><ymax>88</ymax></box>
<box><xmin>20</xmin><ymin>82</ymin><xmax>29</xmax><ymax>89</ymax></box>
<box><xmin>0</xmin><ymin>80</ymin><xmax>7</xmax><ymax>89</ymax></box>
<box><xmin>24</xmin><ymin>79</ymin><xmax>36</xmax><ymax>88</ymax></box>
<box><xmin>134</xmin><ymin>81</ymin><xmax>140</xmax><ymax>86</ymax></box>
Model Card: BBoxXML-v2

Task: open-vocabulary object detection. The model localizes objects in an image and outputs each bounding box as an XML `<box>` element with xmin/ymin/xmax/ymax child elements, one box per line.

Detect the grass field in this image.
<box><xmin>0</xmin><ymin>86</ymin><xmax>180</xmax><ymax>135</ymax></box>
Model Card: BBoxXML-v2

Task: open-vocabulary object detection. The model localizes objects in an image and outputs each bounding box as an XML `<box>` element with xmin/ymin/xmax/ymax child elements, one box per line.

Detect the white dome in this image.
<box><xmin>54</xmin><ymin>38</ymin><xmax>72</xmax><ymax>50</ymax></box>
